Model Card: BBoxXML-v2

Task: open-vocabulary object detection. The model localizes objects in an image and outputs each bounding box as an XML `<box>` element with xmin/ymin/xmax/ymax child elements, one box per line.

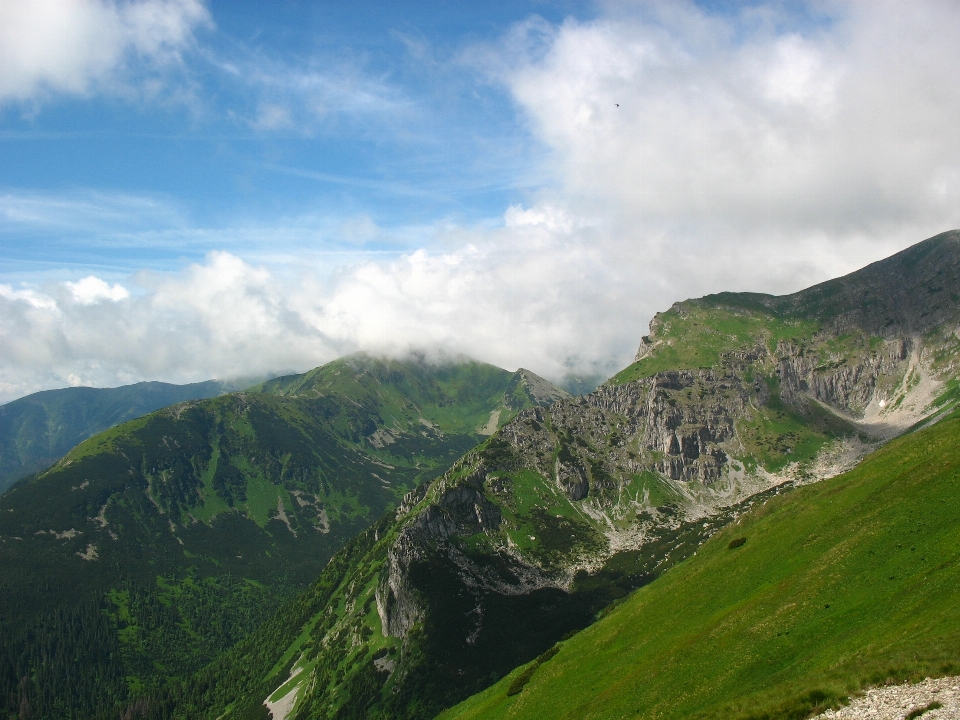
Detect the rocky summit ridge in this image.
<box><xmin>214</xmin><ymin>231</ymin><xmax>960</xmax><ymax>720</ymax></box>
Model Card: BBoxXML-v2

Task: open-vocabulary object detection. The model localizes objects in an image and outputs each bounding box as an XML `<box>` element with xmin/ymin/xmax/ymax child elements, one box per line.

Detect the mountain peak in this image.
<box><xmin>511</xmin><ymin>368</ymin><xmax>572</xmax><ymax>407</ymax></box>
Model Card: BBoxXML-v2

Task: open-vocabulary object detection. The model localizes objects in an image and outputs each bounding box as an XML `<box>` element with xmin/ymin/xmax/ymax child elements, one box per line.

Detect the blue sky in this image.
<box><xmin>1</xmin><ymin>1</ymin><xmax>589</xmax><ymax>280</ymax></box>
<box><xmin>2</xmin><ymin>0</ymin><xmax>960</xmax><ymax>401</ymax></box>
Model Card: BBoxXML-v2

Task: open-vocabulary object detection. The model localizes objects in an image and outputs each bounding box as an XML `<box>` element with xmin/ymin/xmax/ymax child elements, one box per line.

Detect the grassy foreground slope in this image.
<box><xmin>443</xmin><ymin>409</ymin><xmax>960</xmax><ymax>720</ymax></box>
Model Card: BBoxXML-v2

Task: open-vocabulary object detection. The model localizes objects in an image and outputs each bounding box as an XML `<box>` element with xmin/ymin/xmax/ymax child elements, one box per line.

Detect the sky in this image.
<box><xmin>2</xmin><ymin>0</ymin><xmax>960</xmax><ymax>402</ymax></box>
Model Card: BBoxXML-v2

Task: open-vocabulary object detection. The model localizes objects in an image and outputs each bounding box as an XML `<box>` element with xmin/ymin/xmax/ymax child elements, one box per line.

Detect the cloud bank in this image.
<box><xmin>3</xmin><ymin>1</ymin><xmax>960</xmax><ymax>402</ymax></box>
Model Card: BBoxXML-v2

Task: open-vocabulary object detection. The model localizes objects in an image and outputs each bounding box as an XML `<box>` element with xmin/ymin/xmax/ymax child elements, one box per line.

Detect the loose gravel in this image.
<box><xmin>814</xmin><ymin>676</ymin><xmax>960</xmax><ymax>719</ymax></box>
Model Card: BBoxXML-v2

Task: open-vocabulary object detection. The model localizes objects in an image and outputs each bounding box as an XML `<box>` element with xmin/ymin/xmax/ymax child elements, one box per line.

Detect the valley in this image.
<box><xmin>0</xmin><ymin>356</ymin><xmax>565</xmax><ymax>718</ymax></box>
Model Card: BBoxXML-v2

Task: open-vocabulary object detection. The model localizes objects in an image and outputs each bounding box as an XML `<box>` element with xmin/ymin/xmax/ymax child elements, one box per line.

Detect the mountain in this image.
<box><xmin>0</xmin><ymin>378</ymin><xmax>261</xmax><ymax>495</ymax></box>
<box><xmin>169</xmin><ymin>231</ymin><xmax>960</xmax><ymax>720</ymax></box>
<box><xmin>442</xmin><ymin>404</ymin><xmax>960</xmax><ymax>720</ymax></box>
<box><xmin>0</xmin><ymin>354</ymin><xmax>567</xmax><ymax>719</ymax></box>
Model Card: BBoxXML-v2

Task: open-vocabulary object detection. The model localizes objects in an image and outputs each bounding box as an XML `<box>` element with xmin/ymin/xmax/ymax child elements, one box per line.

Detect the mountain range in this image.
<box><xmin>0</xmin><ymin>378</ymin><xmax>267</xmax><ymax>495</ymax></box>
<box><xmin>3</xmin><ymin>230</ymin><xmax>960</xmax><ymax>720</ymax></box>
<box><xmin>0</xmin><ymin>356</ymin><xmax>567</xmax><ymax>718</ymax></box>
<box><xmin>152</xmin><ymin>230</ymin><xmax>960</xmax><ymax>720</ymax></box>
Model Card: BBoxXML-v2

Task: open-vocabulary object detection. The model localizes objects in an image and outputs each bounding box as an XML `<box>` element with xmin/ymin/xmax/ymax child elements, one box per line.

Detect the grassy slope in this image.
<box><xmin>608</xmin><ymin>297</ymin><xmax>819</xmax><ymax>385</ymax></box>
<box><xmin>443</xmin><ymin>410</ymin><xmax>960</xmax><ymax>720</ymax></box>
<box><xmin>258</xmin><ymin>355</ymin><xmax>524</xmax><ymax>436</ymax></box>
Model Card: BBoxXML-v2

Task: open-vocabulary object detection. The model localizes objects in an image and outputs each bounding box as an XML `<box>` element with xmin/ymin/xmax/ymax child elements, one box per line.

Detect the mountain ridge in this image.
<box><xmin>192</xmin><ymin>230</ymin><xmax>960</xmax><ymax>720</ymax></box>
<box><xmin>0</xmin><ymin>355</ymin><xmax>567</xmax><ymax>719</ymax></box>
<box><xmin>0</xmin><ymin>378</ymin><xmax>257</xmax><ymax>495</ymax></box>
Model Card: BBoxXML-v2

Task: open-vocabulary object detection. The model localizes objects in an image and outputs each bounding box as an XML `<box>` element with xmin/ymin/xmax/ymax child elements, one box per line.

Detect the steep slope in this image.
<box><xmin>442</xmin><ymin>407</ymin><xmax>960</xmax><ymax>720</ymax></box>
<box><xmin>0</xmin><ymin>355</ymin><xmax>565</xmax><ymax>719</ymax></box>
<box><xmin>186</xmin><ymin>231</ymin><xmax>960</xmax><ymax>720</ymax></box>
<box><xmin>0</xmin><ymin>378</ymin><xmax>251</xmax><ymax>495</ymax></box>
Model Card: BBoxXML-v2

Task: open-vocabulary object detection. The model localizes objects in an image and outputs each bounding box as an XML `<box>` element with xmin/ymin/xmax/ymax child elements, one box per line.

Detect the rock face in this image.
<box><xmin>776</xmin><ymin>337</ymin><xmax>912</xmax><ymax>415</ymax></box>
<box><xmin>509</xmin><ymin>368</ymin><xmax>573</xmax><ymax>407</ymax></box>
<box><xmin>377</xmin><ymin>474</ymin><xmax>504</xmax><ymax>638</ymax></box>
<box><xmin>246</xmin><ymin>230</ymin><xmax>960</xmax><ymax>720</ymax></box>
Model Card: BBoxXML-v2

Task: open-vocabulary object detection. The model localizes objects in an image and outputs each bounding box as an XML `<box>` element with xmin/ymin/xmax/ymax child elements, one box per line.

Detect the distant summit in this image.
<box><xmin>0</xmin><ymin>378</ymin><xmax>253</xmax><ymax>495</ymax></box>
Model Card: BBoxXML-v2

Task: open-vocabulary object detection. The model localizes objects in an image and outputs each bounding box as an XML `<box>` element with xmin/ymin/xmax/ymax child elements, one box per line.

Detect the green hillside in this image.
<box><xmin>443</xmin><ymin>409</ymin><xmax>960</xmax><ymax>720</ymax></box>
<box><xmin>0</xmin><ymin>378</ymin><xmax>251</xmax><ymax>495</ymax></box>
<box><xmin>0</xmin><ymin>355</ymin><xmax>563</xmax><ymax>719</ymax></box>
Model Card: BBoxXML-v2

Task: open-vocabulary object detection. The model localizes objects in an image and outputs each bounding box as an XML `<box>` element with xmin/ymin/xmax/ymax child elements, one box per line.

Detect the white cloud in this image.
<box><xmin>0</xmin><ymin>0</ymin><xmax>211</xmax><ymax>103</ymax></box>
<box><xmin>0</xmin><ymin>229</ymin><xmax>633</xmax><ymax>402</ymax></box>
<box><xmin>0</xmin><ymin>283</ymin><xmax>58</xmax><ymax>311</ymax></box>
<box><xmin>65</xmin><ymin>276</ymin><xmax>130</xmax><ymax>304</ymax></box>
<box><xmin>500</xmin><ymin>1</ymin><xmax>960</xmax><ymax>241</ymax></box>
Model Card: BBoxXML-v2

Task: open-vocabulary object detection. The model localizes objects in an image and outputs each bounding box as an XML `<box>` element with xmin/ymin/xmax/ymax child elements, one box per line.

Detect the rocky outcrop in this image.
<box><xmin>776</xmin><ymin>337</ymin><xmax>912</xmax><ymax>415</ymax></box>
<box><xmin>377</xmin><ymin>475</ymin><xmax>503</xmax><ymax>638</ymax></box>
<box><xmin>512</xmin><ymin>369</ymin><xmax>572</xmax><ymax>407</ymax></box>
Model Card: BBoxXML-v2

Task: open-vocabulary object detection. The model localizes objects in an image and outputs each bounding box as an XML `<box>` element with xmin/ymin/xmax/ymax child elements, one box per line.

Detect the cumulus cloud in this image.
<box><xmin>65</xmin><ymin>276</ymin><xmax>130</xmax><ymax>304</ymax></box>
<box><xmin>0</xmin><ymin>222</ymin><xmax>629</xmax><ymax>402</ymax></box>
<box><xmin>0</xmin><ymin>0</ymin><xmax>211</xmax><ymax>103</ymax></box>
<box><xmin>494</xmin><ymin>0</ymin><xmax>960</xmax><ymax>284</ymax></box>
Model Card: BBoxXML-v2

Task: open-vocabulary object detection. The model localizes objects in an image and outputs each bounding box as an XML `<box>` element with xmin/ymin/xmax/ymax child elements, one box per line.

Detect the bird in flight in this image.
<box><xmin>615</xmin><ymin>103</ymin><xmax>619</xmax><ymax>107</ymax></box>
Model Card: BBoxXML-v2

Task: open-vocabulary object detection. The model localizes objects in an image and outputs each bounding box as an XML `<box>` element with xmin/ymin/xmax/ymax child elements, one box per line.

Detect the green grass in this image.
<box><xmin>254</xmin><ymin>353</ymin><xmax>536</xmax><ymax>440</ymax></box>
<box><xmin>441</xmin><ymin>409</ymin><xmax>960</xmax><ymax>720</ymax></box>
<box><xmin>242</xmin><ymin>472</ymin><xmax>284</xmax><ymax>527</ymax></box>
<box><xmin>737</xmin><ymin>388</ymin><xmax>834</xmax><ymax>472</ymax></box>
<box><xmin>192</xmin><ymin>442</ymin><xmax>230</xmax><ymax>522</ymax></box>
<box><xmin>609</xmin><ymin>302</ymin><xmax>819</xmax><ymax>385</ymax></box>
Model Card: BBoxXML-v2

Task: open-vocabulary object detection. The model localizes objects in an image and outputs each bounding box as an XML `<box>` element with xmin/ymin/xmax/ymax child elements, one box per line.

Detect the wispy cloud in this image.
<box><xmin>208</xmin><ymin>42</ymin><xmax>416</xmax><ymax>135</ymax></box>
<box><xmin>0</xmin><ymin>190</ymin><xmax>186</xmax><ymax>235</ymax></box>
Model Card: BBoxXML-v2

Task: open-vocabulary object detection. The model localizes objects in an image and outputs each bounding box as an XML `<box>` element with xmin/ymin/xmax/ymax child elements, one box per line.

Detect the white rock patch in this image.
<box><xmin>815</xmin><ymin>676</ymin><xmax>960</xmax><ymax>719</ymax></box>
<box><xmin>478</xmin><ymin>410</ymin><xmax>501</xmax><ymax>436</ymax></box>
<box><xmin>77</xmin><ymin>544</ymin><xmax>98</xmax><ymax>561</ymax></box>
<box><xmin>263</xmin><ymin>662</ymin><xmax>306</xmax><ymax>720</ymax></box>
